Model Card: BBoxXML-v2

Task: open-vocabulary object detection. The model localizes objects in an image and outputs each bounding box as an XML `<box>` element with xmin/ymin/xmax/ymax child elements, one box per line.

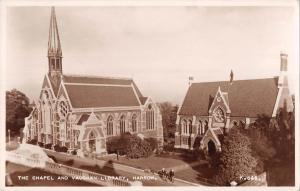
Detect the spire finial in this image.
<box><xmin>48</xmin><ymin>6</ymin><xmax>62</xmax><ymax>57</ymax></box>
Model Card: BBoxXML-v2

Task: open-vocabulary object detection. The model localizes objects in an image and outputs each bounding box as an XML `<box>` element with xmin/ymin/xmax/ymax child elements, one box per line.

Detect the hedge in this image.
<box><xmin>106</xmin><ymin>133</ymin><xmax>157</xmax><ymax>159</ymax></box>
<box><xmin>53</xmin><ymin>144</ymin><xmax>68</xmax><ymax>153</ymax></box>
<box><xmin>27</xmin><ymin>139</ymin><xmax>37</xmax><ymax>145</ymax></box>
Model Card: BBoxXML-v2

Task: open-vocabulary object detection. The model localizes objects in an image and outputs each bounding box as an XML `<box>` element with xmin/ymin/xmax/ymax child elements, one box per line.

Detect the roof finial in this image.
<box><xmin>230</xmin><ymin>70</ymin><xmax>234</xmax><ymax>85</ymax></box>
<box><xmin>48</xmin><ymin>6</ymin><xmax>62</xmax><ymax>57</ymax></box>
<box><xmin>188</xmin><ymin>76</ymin><xmax>194</xmax><ymax>86</ymax></box>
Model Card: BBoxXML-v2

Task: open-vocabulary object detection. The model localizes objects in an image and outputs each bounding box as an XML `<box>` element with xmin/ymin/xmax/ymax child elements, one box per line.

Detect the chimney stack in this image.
<box><xmin>280</xmin><ymin>52</ymin><xmax>288</xmax><ymax>72</ymax></box>
<box><xmin>278</xmin><ymin>52</ymin><xmax>288</xmax><ymax>88</ymax></box>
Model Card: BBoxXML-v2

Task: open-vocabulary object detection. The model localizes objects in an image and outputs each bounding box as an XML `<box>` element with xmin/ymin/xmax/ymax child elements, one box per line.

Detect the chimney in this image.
<box><xmin>280</xmin><ymin>52</ymin><xmax>288</xmax><ymax>72</ymax></box>
<box><xmin>278</xmin><ymin>52</ymin><xmax>288</xmax><ymax>88</ymax></box>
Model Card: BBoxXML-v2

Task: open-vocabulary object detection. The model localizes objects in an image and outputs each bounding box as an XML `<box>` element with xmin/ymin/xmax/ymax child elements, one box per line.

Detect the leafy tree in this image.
<box><xmin>126</xmin><ymin>135</ymin><xmax>152</xmax><ymax>158</ymax></box>
<box><xmin>6</xmin><ymin>89</ymin><xmax>32</xmax><ymax>136</ymax></box>
<box><xmin>215</xmin><ymin>128</ymin><xmax>257</xmax><ymax>185</ymax></box>
<box><xmin>157</xmin><ymin>102</ymin><xmax>178</xmax><ymax>139</ymax></box>
<box><xmin>241</xmin><ymin>127</ymin><xmax>276</xmax><ymax>174</ymax></box>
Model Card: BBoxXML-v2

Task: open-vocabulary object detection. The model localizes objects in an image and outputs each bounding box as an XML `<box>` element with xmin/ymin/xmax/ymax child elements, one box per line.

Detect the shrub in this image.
<box><xmin>106</xmin><ymin>132</ymin><xmax>132</xmax><ymax>155</ymax></box>
<box><xmin>27</xmin><ymin>139</ymin><xmax>37</xmax><ymax>145</ymax></box>
<box><xmin>54</xmin><ymin>144</ymin><xmax>60</xmax><ymax>152</ymax></box>
<box><xmin>44</xmin><ymin>143</ymin><xmax>52</xmax><ymax>149</ymax></box>
<box><xmin>60</xmin><ymin>146</ymin><xmax>68</xmax><ymax>153</ymax></box>
<box><xmin>144</xmin><ymin>138</ymin><xmax>158</xmax><ymax>151</ymax></box>
<box><xmin>71</xmin><ymin>149</ymin><xmax>77</xmax><ymax>155</ymax></box>
<box><xmin>126</xmin><ymin>136</ymin><xmax>153</xmax><ymax>158</ymax></box>
<box><xmin>38</xmin><ymin>142</ymin><xmax>44</xmax><ymax>147</ymax></box>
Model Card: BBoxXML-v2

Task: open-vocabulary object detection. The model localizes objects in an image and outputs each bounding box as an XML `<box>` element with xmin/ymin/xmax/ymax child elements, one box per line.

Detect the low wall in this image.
<box><xmin>6</xmin><ymin>151</ymin><xmax>133</xmax><ymax>186</ymax></box>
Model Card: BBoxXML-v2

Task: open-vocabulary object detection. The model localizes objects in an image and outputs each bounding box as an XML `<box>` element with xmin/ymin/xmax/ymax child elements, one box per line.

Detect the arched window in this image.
<box><xmin>131</xmin><ymin>114</ymin><xmax>137</xmax><ymax>132</ymax></box>
<box><xmin>181</xmin><ymin>119</ymin><xmax>187</xmax><ymax>134</ymax></box>
<box><xmin>198</xmin><ymin>121</ymin><xmax>202</xmax><ymax>135</ymax></box>
<box><xmin>204</xmin><ymin>120</ymin><xmax>208</xmax><ymax>132</ymax></box>
<box><xmin>59</xmin><ymin>101</ymin><xmax>68</xmax><ymax>118</ymax></box>
<box><xmin>146</xmin><ymin>104</ymin><xmax>155</xmax><ymax>130</ymax></box>
<box><xmin>188</xmin><ymin>120</ymin><xmax>193</xmax><ymax>134</ymax></box>
<box><xmin>107</xmin><ymin>116</ymin><xmax>114</xmax><ymax>136</ymax></box>
<box><xmin>120</xmin><ymin>115</ymin><xmax>126</xmax><ymax>134</ymax></box>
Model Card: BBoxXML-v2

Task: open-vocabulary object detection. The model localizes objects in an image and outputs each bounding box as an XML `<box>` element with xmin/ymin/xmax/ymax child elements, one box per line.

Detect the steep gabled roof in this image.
<box><xmin>61</xmin><ymin>75</ymin><xmax>143</xmax><ymax>108</ymax></box>
<box><xmin>178</xmin><ymin>77</ymin><xmax>279</xmax><ymax>117</ymax></box>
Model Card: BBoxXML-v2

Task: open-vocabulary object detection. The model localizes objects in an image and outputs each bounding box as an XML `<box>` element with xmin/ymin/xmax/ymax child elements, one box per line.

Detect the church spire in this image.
<box><xmin>48</xmin><ymin>7</ymin><xmax>62</xmax><ymax>57</ymax></box>
<box><xmin>47</xmin><ymin>6</ymin><xmax>62</xmax><ymax>76</ymax></box>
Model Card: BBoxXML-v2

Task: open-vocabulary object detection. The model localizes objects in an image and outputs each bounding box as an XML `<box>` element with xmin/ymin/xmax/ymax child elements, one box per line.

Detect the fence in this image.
<box><xmin>6</xmin><ymin>151</ymin><xmax>134</xmax><ymax>186</ymax></box>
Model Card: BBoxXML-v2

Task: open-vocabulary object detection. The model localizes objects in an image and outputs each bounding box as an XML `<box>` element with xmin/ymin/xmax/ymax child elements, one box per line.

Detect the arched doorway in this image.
<box><xmin>208</xmin><ymin>140</ymin><xmax>216</xmax><ymax>156</ymax></box>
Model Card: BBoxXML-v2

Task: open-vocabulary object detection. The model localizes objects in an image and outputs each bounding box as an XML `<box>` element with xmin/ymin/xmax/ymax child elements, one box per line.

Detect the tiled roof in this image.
<box><xmin>60</xmin><ymin>75</ymin><xmax>143</xmax><ymax>108</ymax></box>
<box><xmin>64</xmin><ymin>84</ymin><xmax>140</xmax><ymax>108</ymax></box>
<box><xmin>63</xmin><ymin>75</ymin><xmax>133</xmax><ymax>85</ymax></box>
<box><xmin>77</xmin><ymin>114</ymin><xmax>90</xmax><ymax>125</ymax></box>
<box><xmin>178</xmin><ymin>77</ymin><xmax>279</xmax><ymax>117</ymax></box>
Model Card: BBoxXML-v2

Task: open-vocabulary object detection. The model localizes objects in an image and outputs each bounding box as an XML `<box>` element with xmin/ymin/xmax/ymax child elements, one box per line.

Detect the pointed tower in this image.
<box><xmin>47</xmin><ymin>7</ymin><xmax>62</xmax><ymax>96</ymax></box>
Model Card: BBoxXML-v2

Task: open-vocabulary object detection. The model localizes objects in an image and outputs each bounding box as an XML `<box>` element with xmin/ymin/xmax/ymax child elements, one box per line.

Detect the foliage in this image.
<box><xmin>157</xmin><ymin>102</ymin><xmax>178</xmax><ymax>140</ymax></box>
<box><xmin>144</xmin><ymin>137</ymin><xmax>158</xmax><ymax>151</ymax></box>
<box><xmin>126</xmin><ymin>135</ymin><xmax>152</xmax><ymax>158</ymax></box>
<box><xmin>240</xmin><ymin>127</ymin><xmax>276</xmax><ymax>174</ymax></box>
<box><xmin>27</xmin><ymin>139</ymin><xmax>37</xmax><ymax>145</ymax></box>
<box><xmin>106</xmin><ymin>133</ymin><xmax>156</xmax><ymax>158</ymax></box>
<box><xmin>71</xmin><ymin>149</ymin><xmax>77</xmax><ymax>155</ymax></box>
<box><xmin>45</xmin><ymin>143</ymin><xmax>52</xmax><ymax>149</ymax></box>
<box><xmin>53</xmin><ymin>144</ymin><xmax>68</xmax><ymax>152</ymax></box>
<box><xmin>106</xmin><ymin>132</ymin><xmax>131</xmax><ymax>155</ymax></box>
<box><xmin>38</xmin><ymin>142</ymin><xmax>44</xmax><ymax>147</ymax></box>
<box><xmin>6</xmin><ymin>89</ymin><xmax>32</xmax><ymax>136</ymax></box>
<box><xmin>214</xmin><ymin>128</ymin><xmax>257</xmax><ymax>186</ymax></box>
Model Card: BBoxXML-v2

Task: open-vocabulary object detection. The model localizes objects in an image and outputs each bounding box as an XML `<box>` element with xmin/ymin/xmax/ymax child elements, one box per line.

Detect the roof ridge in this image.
<box><xmin>191</xmin><ymin>76</ymin><xmax>279</xmax><ymax>85</ymax></box>
<box><xmin>63</xmin><ymin>73</ymin><xmax>133</xmax><ymax>81</ymax></box>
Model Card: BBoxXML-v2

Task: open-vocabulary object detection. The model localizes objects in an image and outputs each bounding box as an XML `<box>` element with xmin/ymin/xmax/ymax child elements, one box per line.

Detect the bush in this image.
<box><xmin>53</xmin><ymin>144</ymin><xmax>68</xmax><ymax>152</ymax></box>
<box><xmin>144</xmin><ymin>138</ymin><xmax>158</xmax><ymax>151</ymax></box>
<box><xmin>54</xmin><ymin>144</ymin><xmax>60</xmax><ymax>152</ymax></box>
<box><xmin>71</xmin><ymin>149</ymin><xmax>77</xmax><ymax>155</ymax></box>
<box><xmin>106</xmin><ymin>132</ymin><xmax>132</xmax><ymax>155</ymax></box>
<box><xmin>60</xmin><ymin>146</ymin><xmax>68</xmax><ymax>153</ymax></box>
<box><xmin>126</xmin><ymin>136</ymin><xmax>153</xmax><ymax>159</ymax></box>
<box><xmin>38</xmin><ymin>142</ymin><xmax>44</xmax><ymax>147</ymax></box>
<box><xmin>27</xmin><ymin>139</ymin><xmax>37</xmax><ymax>145</ymax></box>
<box><xmin>44</xmin><ymin>143</ymin><xmax>52</xmax><ymax>149</ymax></box>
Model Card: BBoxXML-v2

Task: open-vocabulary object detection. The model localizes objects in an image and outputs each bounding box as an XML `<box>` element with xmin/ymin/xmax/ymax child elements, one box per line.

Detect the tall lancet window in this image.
<box><xmin>146</xmin><ymin>105</ymin><xmax>155</xmax><ymax>130</ymax></box>
<box><xmin>107</xmin><ymin>116</ymin><xmax>114</xmax><ymax>136</ymax></box>
<box><xmin>131</xmin><ymin>114</ymin><xmax>137</xmax><ymax>132</ymax></box>
<box><xmin>120</xmin><ymin>115</ymin><xmax>126</xmax><ymax>134</ymax></box>
<box><xmin>188</xmin><ymin>120</ymin><xmax>193</xmax><ymax>134</ymax></box>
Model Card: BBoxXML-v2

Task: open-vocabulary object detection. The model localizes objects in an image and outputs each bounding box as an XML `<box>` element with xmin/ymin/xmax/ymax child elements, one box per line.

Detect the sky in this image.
<box><xmin>5</xmin><ymin>6</ymin><xmax>298</xmax><ymax>104</ymax></box>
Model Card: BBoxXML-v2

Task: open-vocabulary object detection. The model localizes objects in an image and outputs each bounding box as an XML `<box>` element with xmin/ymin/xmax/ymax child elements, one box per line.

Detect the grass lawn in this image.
<box><xmin>175</xmin><ymin>164</ymin><xmax>216</xmax><ymax>185</ymax></box>
<box><xmin>99</xmin><ymin>154</ymin><xmax>189</xmax><ymax>171</ymax></box>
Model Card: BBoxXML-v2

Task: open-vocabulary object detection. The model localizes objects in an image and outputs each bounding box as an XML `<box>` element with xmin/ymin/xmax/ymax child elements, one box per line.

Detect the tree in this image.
<box><xmin>157</xmin><ymin>102</ymin><xmax>178</xmax><ymax>140</ymax></box>
<box><xmin>241</xmin><ymin>127</ymin><xmax>276</xmax><ymax>174</ymax></box>
<box><xmin>6</xmin><ymin>89</ymin><xmax>32</xmax><ymax>136</ymax></box>
<box><xmin>215</xmin><ymin>128</ymin><xmax>257</xmax><ymax>185</ymax></box>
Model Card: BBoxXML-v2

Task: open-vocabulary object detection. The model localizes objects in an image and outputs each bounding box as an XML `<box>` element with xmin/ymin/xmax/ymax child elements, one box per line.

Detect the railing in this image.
<box><xmin>6</xmin><ymin>151</ymin><xmax>134</xmax><ymax>186</ymax></box>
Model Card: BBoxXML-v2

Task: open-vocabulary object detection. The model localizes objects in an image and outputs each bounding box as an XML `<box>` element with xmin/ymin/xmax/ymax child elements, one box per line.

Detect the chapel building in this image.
<box><xmin>23</xmin><ymin>7</ymin><xmax>163</xmax><ymax>156</ymax></box>
<box><xmin>174</xmin><ymin>53</ymin><xmax>294</xmax><ymax>154</ymax></box>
